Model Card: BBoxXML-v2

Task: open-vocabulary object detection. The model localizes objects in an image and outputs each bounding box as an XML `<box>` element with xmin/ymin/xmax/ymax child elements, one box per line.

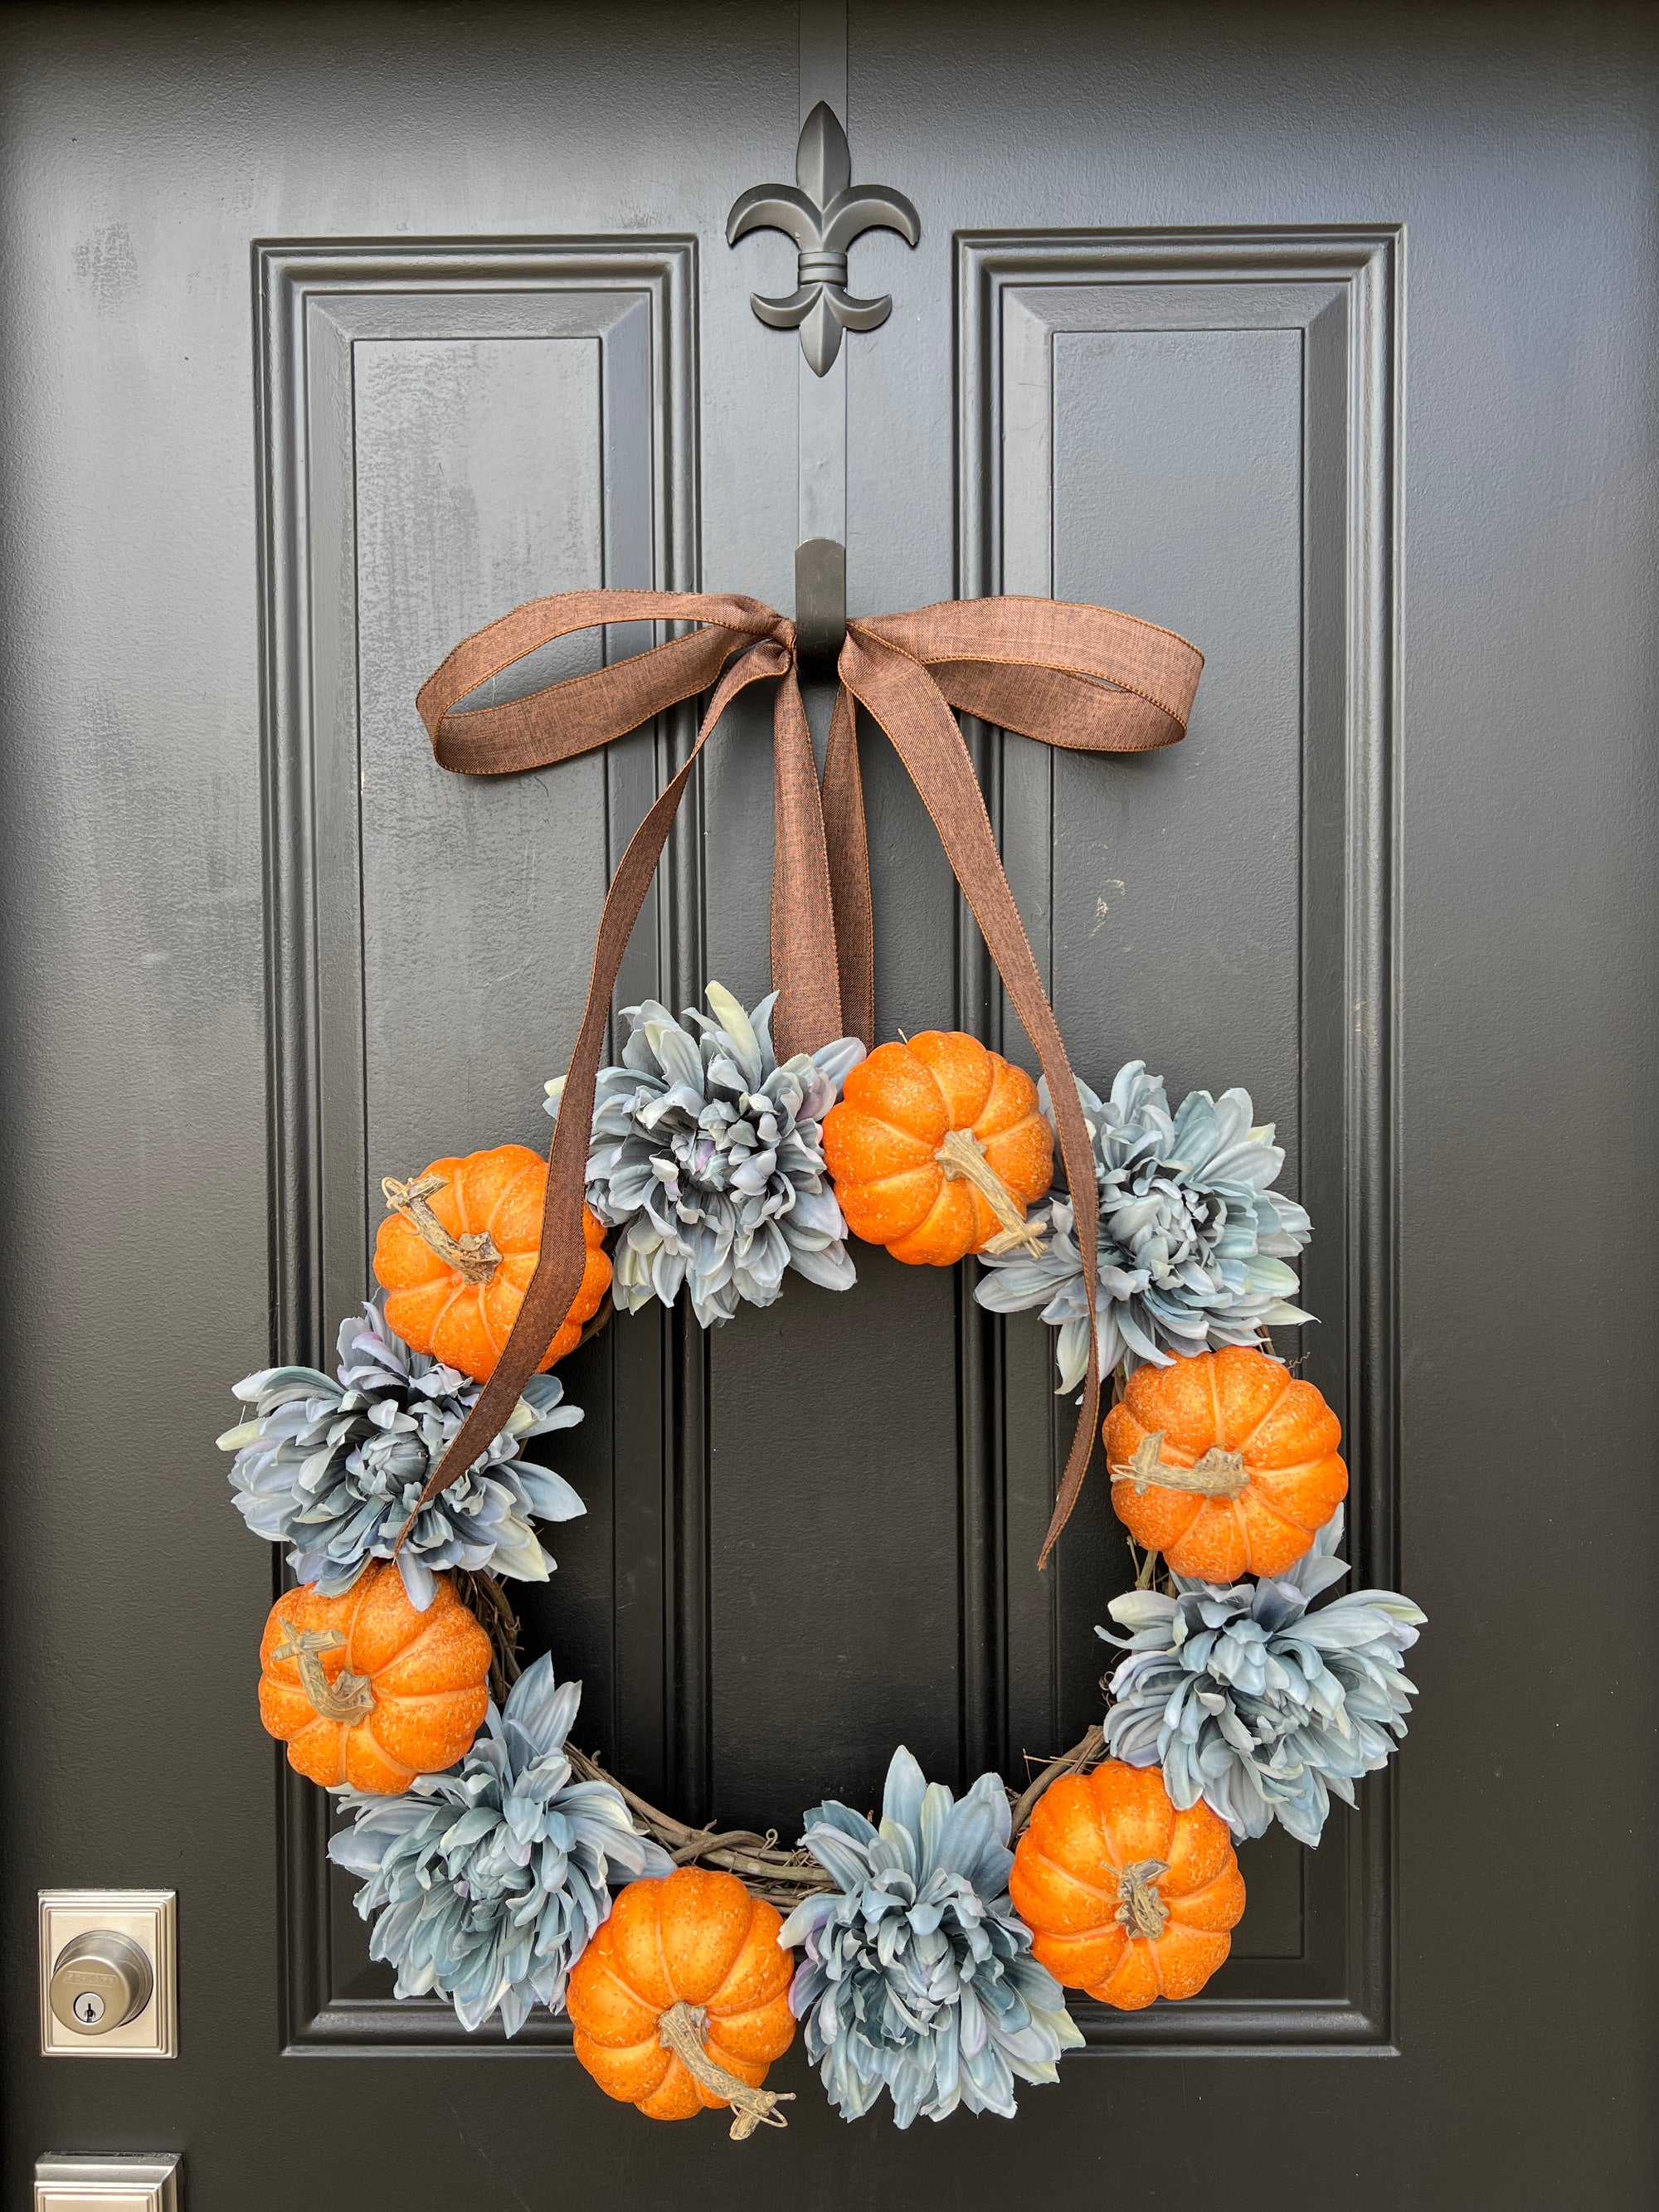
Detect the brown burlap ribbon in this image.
<box><xmin>406</xmin><ymin>591</ymin><xmax>1202</xmax><ymax>1566</ymax></box>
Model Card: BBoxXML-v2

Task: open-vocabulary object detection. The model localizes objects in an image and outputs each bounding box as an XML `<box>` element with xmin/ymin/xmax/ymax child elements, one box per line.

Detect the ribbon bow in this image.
<box><xmin>408</xmin><ymin>591</ymin><xmax>1203</xmax><ymax>1565</ymax></box>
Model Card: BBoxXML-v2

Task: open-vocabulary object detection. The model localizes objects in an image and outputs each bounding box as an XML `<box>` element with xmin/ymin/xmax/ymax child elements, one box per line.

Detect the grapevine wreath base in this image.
<box><xmin>222</xmin><ymin>586</ymin><xmax>1425</xmax><ymax>2136</ymax></box>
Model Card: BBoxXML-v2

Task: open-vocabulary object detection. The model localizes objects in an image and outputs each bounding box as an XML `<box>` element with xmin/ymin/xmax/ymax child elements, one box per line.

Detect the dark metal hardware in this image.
<box><xmin>727</xmin><ymin>102</ymin><xmax>919</xmax><ymax>375</ymax></box>
<box><xmin>794</xmin><ymin>537</ymin><xmax>846</xmax><ymax>677</ymax></box>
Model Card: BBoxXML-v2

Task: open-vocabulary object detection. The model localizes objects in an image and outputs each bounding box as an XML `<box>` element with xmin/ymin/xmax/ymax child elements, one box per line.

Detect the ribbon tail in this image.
<box><xmin>820</xmin><ymin>684</ymin><xmax>874</xmax><ymax>1048</ymax></box>
<box><xmin>839</xmin><ymin>628</ymin><xmax>1102</xmax><ymax>1569</ymax></box>
<box><xmin>1040</xmin><ymin>1369</ymin><xmax>1102</xmax><ymax>1570</ymax></box>
<box><xmin>404</xmin><ymin>645</ymin><xmax>786</xmax><ymax>1524</ymax></box>
<box><xmin>769</xmin><ymin>667</ymin><xmax>847</xmax><ymax>1058</ymax></box>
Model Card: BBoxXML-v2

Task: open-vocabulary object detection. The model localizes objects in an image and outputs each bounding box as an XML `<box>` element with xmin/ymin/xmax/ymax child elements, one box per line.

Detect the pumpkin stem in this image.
<box><xmin>656</xmin><ymin>2000</ymin><xmax>795</xmax><ymax>2141</ymax></box>
<box><xmin>382</xmin><ymin>1174</ymin><xmax>502</xmax><ymax>1285</ymax></box>
<box><xmin>270</xmin><ymin>1625</ymin><xmax>376</xmax><ymax>1723</ymax></box>
<box><xmin>1109</xmin><ymin>1431</ymin><xmax>1249</xmax><ymax>1501</ymax></box>
<box><xmin>932</xmin><ymin>1126</ymin><xmax>1048</xmax><ymax>1258</ymax></box>
<box><xmin>1116</xmin><ymin>1859</ymin><xmax>1171</xmax><ymax>1943</ymax></box>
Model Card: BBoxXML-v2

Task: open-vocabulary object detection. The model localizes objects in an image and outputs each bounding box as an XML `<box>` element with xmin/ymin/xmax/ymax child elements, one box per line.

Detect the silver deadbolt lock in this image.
<box><xmin>49</xmin><ymin>1929</ymin><xmax>153</xmax><ymax>2035</ymax></box>
<box><xmin>38</xmin><ymin>1891</ymin><xmax>176</xmax><ymax>2055</ymax></box>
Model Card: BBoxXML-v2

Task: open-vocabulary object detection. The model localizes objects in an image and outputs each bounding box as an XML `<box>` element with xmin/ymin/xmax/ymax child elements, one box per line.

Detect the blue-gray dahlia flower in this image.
<box><xmin>975</xmin><ymin>1060</ymin><xmax>1313</xmax><ymax>1390</ymax></box>
<box><xmin>1099</xmin><ymin>1508</ymin><xmax>1425</xmax><ymax>1847</ymax></box>
<box><xmin>780</xmin><ymin>1747</ymin><xmax>1082</xmax><ymax>2127</ymax></box>
<box><xmin>328</xmin><ymin>1656</ymin><xmax>673</xmax><ymax>2035</ymax></box>
<box><xmin>547</xmin><ymin>980</ymin><xmax>864</xmax><ymax>1328</ymax></box>
<box><xmin>219</xmin><ymin>1301</ymin><xmax>585</xmax><ymax>1610</ymax></box>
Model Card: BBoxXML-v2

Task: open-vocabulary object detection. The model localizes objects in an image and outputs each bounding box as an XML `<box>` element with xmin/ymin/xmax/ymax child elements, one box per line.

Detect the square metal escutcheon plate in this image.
<box><xmin>35</xmin><ymin>2155</ymin><xmax>181</xmax><ymax>2211</ymax></box>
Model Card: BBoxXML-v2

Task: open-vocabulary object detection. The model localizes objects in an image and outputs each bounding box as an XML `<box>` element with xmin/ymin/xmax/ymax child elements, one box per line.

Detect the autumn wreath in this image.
<box><xmin>221</xmin><ymin>589</ymin><xmax>1424</xmax><ymax>2137</ymax></box>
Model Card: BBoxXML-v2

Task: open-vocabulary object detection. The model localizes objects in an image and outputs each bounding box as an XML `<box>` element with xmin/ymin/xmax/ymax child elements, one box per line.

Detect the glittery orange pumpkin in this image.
<box><xmin>822</xmin><ymin>1031</ymin><xmax>1053</xmax><ymax>1266</ymax></box>
<box><xmin>567</xmin><ymin>1869</ymin><xmax>796</xmax><ymax>2131</ymax></box>
<box><xmin>1103</xmin><ymin>1344</ymin><xmax>1348</xmax><ymax>1582</ymax></box>
<box><xmin>372</xmin><ymin>1142</ymin><xmax>610</xmax><ymax>1383</ymax></box>
<box><xmin>257</xmin><ymin>1564</ymin><xmax>491</xmax><ymax>1796</ymax></box>
<box><xmin>1010</xmin><ymin>1761</ymin><xmax>1245</xmax><ymax>2010</ymax></box>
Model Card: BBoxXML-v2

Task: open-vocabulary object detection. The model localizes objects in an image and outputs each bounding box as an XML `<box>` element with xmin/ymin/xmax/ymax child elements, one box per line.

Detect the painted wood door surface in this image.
<box><xmin>3</xmin><ymin>3</ymin><xmax>1654</xmax><ymax>2205</ymax></box>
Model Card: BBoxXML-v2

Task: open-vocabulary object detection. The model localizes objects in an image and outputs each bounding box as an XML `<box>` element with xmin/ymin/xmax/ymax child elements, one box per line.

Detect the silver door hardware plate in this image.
<box><xmin>38</xmin><ymin>1891</ymin><xmax>177</xmax><ymax>2059</ymax></box>
<box><xmin>35</xmin><ymin>2154</ymin><xmax>180</xmax><ymax>2211</ymax></box>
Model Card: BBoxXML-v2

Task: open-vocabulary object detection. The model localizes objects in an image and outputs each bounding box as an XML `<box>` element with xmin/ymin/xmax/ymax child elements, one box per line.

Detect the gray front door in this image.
<box><xmin>5</xmin><ymin>4</ymin><xmax>1654</xmax><ymax>2205</ymax></box>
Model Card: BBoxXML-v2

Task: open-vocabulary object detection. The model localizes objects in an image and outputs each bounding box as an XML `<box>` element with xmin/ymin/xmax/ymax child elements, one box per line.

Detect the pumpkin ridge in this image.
<box><xmin>449</xmin><ymin>1159</ymin><xmax>486</xmax><ymax>1247</ymax></box>
<box><xmin>902</xmin><ymin>1179</ymin><xmax>963</xmax><ymax>1248</ymax></box>
<box><xmin>1170</xmin><ymin>1495</ymin><xmax>1209</xmax><ymax>1544</ymax></box>
<box><xmin>1251</xmin><ymin>1456</ymin><xmax>1336</xmax><ymax>1491</ymax></box>
<box><xmin>594</xmin><ymin>1952</ymin><xmax>649</xmax><ymax>2027</ymax></box>
<box><xmin>1112</xmin><ymin>1411</ymin><xmax>1199</xmax><ymax>1476</ymax></box>
<box><xmin>586</xmin><ymin>1952</ymin><xmax>663</xmax><ymax>2050</ymax></box>
<box><xmin>342</xmin><ymin>1566</ymin><xmax>379</xmax><ymax>1657</ymax></box>
<box><xmin>362</xmin><ymin>1685</ymin><xmax>484</xmax><ymax>1708</ymax></box>
<box><xmin>704</xmin><ymin>1902</ymin><xmax>789</xmax><ymax>2015</ymax></box>
<box><xmin>1085</xmin><ymin>1773</ymin><xmax>1125</xmax><ymax>1876</ymax></box>
<box><xmin>362</xmin><ymin>1728</ymin><xmax>417</xmax><ymax>1778</ymax></box>
<box><xmin>474</xmin><ymin>1169</ymin><xmax>503</xmax><ymax>1246</ymax></box>
<box><xmin>366</xmin><ymin>1592</ymin><xmax>452</xmax><ymax>1669</ymax></box>
<box><xmin>1156</xmin><ymin>1855</ymin><xmax>1228</xmax><ymax>1906</ymax></box>
<box><xmin>375</xmin><ymin>1597</ymin><xmax>494</xmax><ymax>1680</ymax></box>
<box><xmin>1252</xmin><ymin>1452</ymin><xmax>1329</xmax><ymax>1475</ymax></box>
<box><xmin>1207</xmin><ymin>1356</ymin><xmax>1225</xmax><ymax>1458</ymax></box>
<box><xmin>902</xmin><ymin>1039</ymin><xmax>982</xmax><ymax>1132</ymax></box>
<box><xmin>1228</xmin><ymin>1498</ymin><xmax>1251</xmax><ymax>1553</ymax></box>
<box><xmin>1231</xmin><ymin>1362</ymin><xmax>1297</xmax><ymax>1455</ymax></box>
<box><xmin>849</xmin><ymin>1161</ymin><xmax>939</xmax><ymax>1194</ymax></box>
<box><xmin>1147</xmin><ymin>1935</ymin><xmax>1169</xmax><ymax>2000</ymax></box>
<box><xmin>868</xmin><ymin>1101</ymin><xmax>943</xmax><ymax>1145</ymax></box>
<box><xmin>699</xmin><ymin>2026</ymin><xmax>776</xmax><ymax>2079</ymax></box>
<box><xmin>423</xmin><ymin>1277</ymin><xmax>469</xmax><ymax>1333</ymax></box>
<box><xmin>1246</xmin><ymin>1474</ymin><xmax>1329</xmax><ymax>1532</ymax></box>
<box><xmin>1026</xmin><ymin>1846</ymin><xmax>1123</xmax><ymax>1916</ymax></box>
<box><xmin>652</xmin><ymin>1895</ymin><xmax>680</xmax><ymax>2011</ymax></box>
<box><xmin>487</xmin><ymin>1155</ymin><xmax>542</xmax><ymax>1249</ymax></box>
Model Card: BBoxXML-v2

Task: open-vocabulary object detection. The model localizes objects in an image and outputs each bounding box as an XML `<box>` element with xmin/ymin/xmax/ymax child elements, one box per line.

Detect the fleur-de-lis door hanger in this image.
<box><xmin>727</xmin><ymin>101</ymin><xmax>920</xmax><ymax>375</ymax></box>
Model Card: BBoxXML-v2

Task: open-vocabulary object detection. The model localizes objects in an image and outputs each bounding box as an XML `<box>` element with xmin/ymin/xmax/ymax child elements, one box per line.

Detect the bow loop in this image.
<box><xmin>417</xmin><ymin>590</ymin><xmax>792</xmax><ymax>777</ymax></box>
<box><xmin>854</xmin><ymin>596</ymin><xmax>1202</xmax><ymax>717</ymax></box>
<box><xmin>403</xmin><ymin>584</ymin><xmax>1203</xmax><ymax>1566</ymax></box>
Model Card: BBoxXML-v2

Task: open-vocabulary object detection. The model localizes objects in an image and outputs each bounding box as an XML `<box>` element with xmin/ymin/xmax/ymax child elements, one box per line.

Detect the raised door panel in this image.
<box><xmin>960</xmin><ymin>234</ymin><xmax>1398</xmax><ymax>2044</ymax></box>
<box><xmin>256</xmin><ymin>242</ymin><xmax>696</xmax><ymax>2044</ymax></box>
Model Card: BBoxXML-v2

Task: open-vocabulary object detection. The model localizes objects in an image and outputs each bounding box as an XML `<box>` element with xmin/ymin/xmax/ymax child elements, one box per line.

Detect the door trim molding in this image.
<box><xmin>253</xmin><ymin>236</ymin><xmax>698</xmax><ymax>2054</ymax></box>
<box><xmin>957</xmin><ymin>226</ymin><xmax>1403</xmax><ymax>2053</ymax></box>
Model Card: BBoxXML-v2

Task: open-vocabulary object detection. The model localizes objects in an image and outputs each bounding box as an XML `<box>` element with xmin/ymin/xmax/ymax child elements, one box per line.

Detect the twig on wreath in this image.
<box><xmin>1007</xmin><ymin>1722</ymin><xmax>1107</xmax><ymax>1840</ymax></box>
<box><xmin>562</xmin><ymin>1743</ymin><xmax>836</xmax><ymax>1907</ymax></box>
<box><xmin>455</xmin><ymin>1567</ymin><xmax>525</xmax><ymax>1705</ymax></box>
<box><xmin>455</xmin><ymin>1572</ymin><xmax>833</xmax><ymax>1901</ymax></box>
<box><xmin>458</xmin><ymin>1568</ymin><xmax>1108</xmax><ymax>1895</ymax></box>
<box><xmin>576</xmin><ymin>1295</ymin><xmax>614</xmax><ymax>1351</ymax></box>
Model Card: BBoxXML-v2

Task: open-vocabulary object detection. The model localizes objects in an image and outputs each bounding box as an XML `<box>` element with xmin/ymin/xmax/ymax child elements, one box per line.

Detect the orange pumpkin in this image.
<box><xmin>1103</xmin><ymin>1344</ymin><xmax>1348</xmax><ymax>1582</ymax></box>
<box><xmin>1010</xmin><ymin>1761</ymin><xmax>1245</xmax><ymax>2011</ymax></box>
<box><xmin>567</xmin><ymin>1869</ymin><xmax>796</xmax><ymax>2135</ymax></box>
<box><xmin>372</xmin><ymin>1142</ymin><xmax>610</xmax><ymax>1383</ymax></box>
<box><xmin>258</xmin><ymin>1564</ymin><xmax>492</xmax><ymax>1795</ymax></box>
<box><xmin>822</xmin><ymin>1031</ymin><xmax>1053</xmax><ymax>1266</ymax></box>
